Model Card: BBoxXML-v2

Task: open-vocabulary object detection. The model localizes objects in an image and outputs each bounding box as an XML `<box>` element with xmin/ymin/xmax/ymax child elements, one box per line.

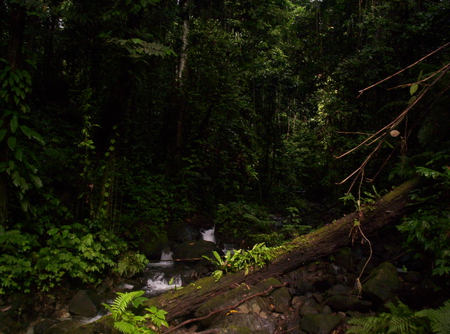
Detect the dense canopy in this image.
<box><xmin>0</xmin><ymin>0</ymin><xmax>449</xmax><ymax>293</ymax></box>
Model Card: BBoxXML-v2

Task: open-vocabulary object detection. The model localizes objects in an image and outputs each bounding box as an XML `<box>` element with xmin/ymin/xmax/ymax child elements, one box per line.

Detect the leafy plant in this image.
<box><xmin>215</xmin><ymin>202</ymin><xmax>274</xmax><ymax>242</ymax></box>
<box><xmin>0</xmin><ymin>222</ymin><xmax>147</xmax><ymax>292</ymax></box>
<box><xmin>347</xmin><ymin>299</ymin><xmax>450</xmax><ymax>334</ymax></box>
<box><xmin>103</xmin><ymin>290</ymin><xmax>168</xmax><ymax>334</ymax></box>
<box><xmin>398</xmin><ymin>160</ymin><xmax>450</xmax><ymax>276</ymax></box>
<box><xmin>203</xmin><ymin>243</ymin><xmax>277</xmax><ymax>281</ymax></box>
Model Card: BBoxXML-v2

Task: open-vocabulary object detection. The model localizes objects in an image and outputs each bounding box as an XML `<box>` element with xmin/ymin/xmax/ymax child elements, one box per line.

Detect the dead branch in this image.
<box><xmin>163</xmin><ymin>283</ymin><xmax>288</xmax><ymax>334</ymax></box>
<box><xmin>357</xmin><ymin>41</ymin><xmax>450</xmax><ymax>97</ymax></box>
<box><xmin>336</xmin><ymin>59</ymin><xmax>450</xmax><ymax>192</ymax></box>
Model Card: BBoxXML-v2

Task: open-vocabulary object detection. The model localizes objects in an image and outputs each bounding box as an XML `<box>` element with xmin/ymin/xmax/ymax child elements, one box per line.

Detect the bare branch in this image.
<box><xmin>357</xmin><ymin>42</ymin><xmax>450</xmax><ymax>97</ymax></box>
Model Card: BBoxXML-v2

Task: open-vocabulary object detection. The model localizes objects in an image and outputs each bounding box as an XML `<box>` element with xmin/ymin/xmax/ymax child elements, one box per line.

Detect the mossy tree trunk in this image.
<box><xmin>147</xmin><ymin>178</ymin><xmax>421</xmax><ymax>322</ymax></box>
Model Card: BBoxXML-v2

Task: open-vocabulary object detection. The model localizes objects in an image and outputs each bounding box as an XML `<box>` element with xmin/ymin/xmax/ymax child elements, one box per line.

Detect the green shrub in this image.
<box><xmin>0</xmin><ymin>223</ymin><xmax>147</xmax><ymax>293</ymax></box>
<box><xmin>397</xmin><ymin>161</ymin><xmax>450</xmax><ymax>277</ymax></box>
<box><xmin>348</xmin><ymin>299</ymin><xmax>450</xmax><ymax>334</ymax></box>
<box><xmin>215</xmin><ymin>202</ymin><xmax>274</xmax><ymax>243</ymax></box>
<box><xmin>203</xmin><ymin>242</ymin><xmax>278</xmax><ymax>281</ymax></box>
<box><xmin>103</xmin><ymin>290</ymin><xmax>168</xmax><ymax>334</ymax></box>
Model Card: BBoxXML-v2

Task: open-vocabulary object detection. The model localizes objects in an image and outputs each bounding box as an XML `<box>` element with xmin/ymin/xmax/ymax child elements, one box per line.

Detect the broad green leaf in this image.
<box><xmin>20</xmin><ymin>125</ymin><xmax>31</xmax><ymax>138</ymax></box>
<box><xmin>410</xmin><ymin>83</ymin><xmax>419</xmax><ymax>96</ymax></box>
<box><xmin>14</xmin><ymin>146</ymin><xmax>23</xmax><ymax>161</ymax></box>
<box><xmin>48</xmin><ymin>228</ymin><xmax>59</xmax><ymax>235</ymax></box>
<box><xmin>7</xmin><ymin>136</ymin><xmax>17</xmax><ymax>150</ymax></box>
<box><xmin>19</xmin><ymin>177</ymin><xmax>29</xmax><ymax>191</ymax></box>
<box><xmin>0</xmin><ymin>162</ymin><xmax>8</xmax><ymax>172</ymax></box>
<box><xmin>10</xmin><ymin>113</ymin><xmax>18</xmax><ymax>133</ymax></box>
<box><xmin>30</xmin><ymin>130</ymin><xmax>45</xmax><ymax>145</ymax></box>
<box><xmin>20</xmin><ymin>199</ymin><xmax>30</xmax><ymax>212</ymax></box>
<box><xmin>30</xmin><ymin>175</ymin><xmax>43</xmax><ymax>188</ymax></box>
<box><xmin>0</xmin><ymin>129</ymin><xmax>7</xmax><ymax>142</ymax></box>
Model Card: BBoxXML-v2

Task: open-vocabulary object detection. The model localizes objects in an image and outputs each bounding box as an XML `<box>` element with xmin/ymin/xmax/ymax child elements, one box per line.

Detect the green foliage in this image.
<box><xmin>0</xmin><ymin>223</ymin><xmax>147</xmax><ymax>293</ymax></box>
<box><xmin>348</xmin><ymin>299</ymin><xmax>450</xmax><ymax>334</ymax></box>
<box><xmin>215</xmin><ymin>202</ymin><xmax>274</xmax><ymax>242</ymax></box>
<box><xmin>103</xmin><ymin>290</ymin><xmax>168</xmax><ymax>334</ymax></box>
<box><xmin>347</xmin><ymin>300</ymin><xmax>429</xmax><ymax>333</ymax></box>
<box><xmin>115</xmin><ymin>252</ymin><xmax>148</xmax><ymax>278</ymax></box>
<box><xmin>398</xmin><ymin>158</ymin><xmax>450</xmax><ymax>276</ymax></box>
<box><xmin>0</xmin><ymin>60</ymin><xmax>45</xmax><ymax>213</ymax></box>
<box><xmin>203</xmin><ymin>243</ymin><xmax>278</xmax><ymax>282</ymax></box>
<box><xmin>416</xmin><ymin>300</ymin><xmax>450</xmax><ymax>334</ymax></box>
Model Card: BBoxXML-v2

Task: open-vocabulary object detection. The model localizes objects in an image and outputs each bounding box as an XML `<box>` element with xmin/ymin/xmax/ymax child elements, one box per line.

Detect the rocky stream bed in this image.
<box><xmin>1</xmin><ymin>225</ymin><xmax>449</xmax><ymax>334</ymax></box>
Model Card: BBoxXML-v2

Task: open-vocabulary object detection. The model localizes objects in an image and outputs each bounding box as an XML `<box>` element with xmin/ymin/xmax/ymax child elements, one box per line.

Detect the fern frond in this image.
<box><xmin>388</xmin><ymin>314</ymin><xmax>428</xmax><ymax>334</ymax></box>
<box><xmin>114</xmin><ymin>321</ymin><xmax>140</xmax><ymax>334</ymax></box>
<box><xmin>416</xmin><ymin>300</ymin><xmax>450</xmax><ymax>334</ymax></box>
<box><xmin>110</xmin><ymin>291</ymin><xmax>146</xmax><ymax>316</ymax></box>
<box><xmin>347</xmin><ymin>315</ymin><xmax>388</xmax><ymax>333</ymax></box>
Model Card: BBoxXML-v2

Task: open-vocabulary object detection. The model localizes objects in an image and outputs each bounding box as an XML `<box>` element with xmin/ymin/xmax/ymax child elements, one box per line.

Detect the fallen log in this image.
<box><xmin>146</xmin><ymin>178</ymin><xmax>422</xmax><ymax>322</ymax></box>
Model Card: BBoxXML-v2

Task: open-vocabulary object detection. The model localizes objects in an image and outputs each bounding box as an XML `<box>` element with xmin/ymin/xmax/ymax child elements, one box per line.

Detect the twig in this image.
<box><xmin>163</xmin><ymin>283</ymin><xmax>289</xmax><ymax>334</ymax></box>
<box><xmin>336</xmin><ymin>62</ymin><xmax>450</xmax><ymax>192</ymax></box>
<box><xmin>357</xmin><ymin>41</ymin><xmax>450</xmax><ymax>97</ymax></box>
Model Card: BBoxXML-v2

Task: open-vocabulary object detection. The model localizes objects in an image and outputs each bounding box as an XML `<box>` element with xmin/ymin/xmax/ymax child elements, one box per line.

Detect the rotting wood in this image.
<box><xmin>163</xmin><ymin>283</ymin><xmax>288</xmax><ymax>334</ymax></box>
<box><xmin>145</xmin><ymin>178</ymin><xmax>422</xmax><ymax>322</ymax></box>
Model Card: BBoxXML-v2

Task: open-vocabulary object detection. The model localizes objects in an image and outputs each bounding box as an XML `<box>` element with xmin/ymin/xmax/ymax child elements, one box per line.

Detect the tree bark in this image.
<box><xmin>146</xmin><ymin>178</ymin><xmax>422</xmax><ymax>321</ymax></box>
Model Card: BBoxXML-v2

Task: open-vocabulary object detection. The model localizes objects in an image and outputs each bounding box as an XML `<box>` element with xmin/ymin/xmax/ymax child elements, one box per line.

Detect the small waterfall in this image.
<box><xmin>201</xmin><ymin>225</ymin><xmax>216</xmax><ymax>243</ymax></box>
<box><xmin>148</xmin><ymin>248</ymin><xmax>174</xmax><ymax>267</ymax></box>
<box><xmin>145</xmin><ymin>273</ymin><xmax>182</xmax><ymax>295</ymax></box>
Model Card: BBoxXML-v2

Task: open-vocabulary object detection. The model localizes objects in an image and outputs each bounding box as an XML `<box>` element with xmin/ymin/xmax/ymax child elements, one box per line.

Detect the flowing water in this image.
<box><xmin>139</xmin><ymin>226</ymin><xmax>217</xmax><ymax>296</ymax></box>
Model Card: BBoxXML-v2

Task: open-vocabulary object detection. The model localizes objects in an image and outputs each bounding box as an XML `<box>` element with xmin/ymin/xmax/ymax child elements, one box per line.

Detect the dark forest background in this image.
<box><xmin>1</xmin><ymin>0</ymin><xmax>449</xmax><ymax>293</ymax></box>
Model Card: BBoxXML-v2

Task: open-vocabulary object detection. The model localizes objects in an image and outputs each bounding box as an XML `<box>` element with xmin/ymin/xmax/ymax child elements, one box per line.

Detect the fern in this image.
<box><xmin>103</xmin><ymin>290</ymin><xmax>168</xmax><ymax>334</ymax></box>
<box><xmin>105</xmin><ymin>290</ymin><xmax>147</xmax><ymax>320</ymax></box>
<box><xmin>416</xmin><ymin>300</ymin><xmax>450</xmax><ymax>334</ymax></box>
<box><xmin>347</xmin><ymin>300</ymin><xmax>431</xmax><ymax>334</ymax></box>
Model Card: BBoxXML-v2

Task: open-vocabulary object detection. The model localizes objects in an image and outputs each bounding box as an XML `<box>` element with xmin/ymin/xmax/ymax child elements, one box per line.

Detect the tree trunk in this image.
<box><xmin>147</xmin><ymin>178</ymin><xmax>421</xmax><ymax>321</ymax></box>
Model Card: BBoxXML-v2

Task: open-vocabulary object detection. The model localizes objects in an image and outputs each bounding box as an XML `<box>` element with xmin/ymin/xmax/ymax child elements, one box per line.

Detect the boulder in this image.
<box><xmin>362</xmin><ymin>262</ymin><xmax>401</xmax><ymax>303</ymax></box>
<box><xmin>172</xmin><ymin>240</ymin><xmax>221</xmax><ymax>260</ymax></box>
<box><xmin>326</xmin><ymin>295</ymin><xmax>372</xmax><ymax>312</ymax></box>
<box><xmin>210</xmin><ymin>313</ymin><xmax>277</xmax><ymax>334</ymax></box>
<box><xmin>137</xmin><ymin>231</ymin><xmax>169</xmax><ymax>260</ymax></box>
<box><xmin>256</xmin><ymin>278</ymin><xmax>291</xmax><ymax>313</ymax></box>
<box><xmin>300</xmin><ymin>313</ymin><xmax>342</xmax><ymax>334</ymax></box>
<box><xmin>68</xmin><ymin>290</ymin><xmax>100</xmax><ymax>318</ymax></box>
<box><xmin>34</xmin><ymin>319</ymin><xmax>60</xmax><ymax>334</ymax></box>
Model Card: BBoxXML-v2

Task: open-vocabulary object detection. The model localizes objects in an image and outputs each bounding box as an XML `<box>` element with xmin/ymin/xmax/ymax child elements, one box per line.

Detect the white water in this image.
<box><xmin>201</xmin><ymin>226</ymin><xmax>216</xmax><ymax>243</ymax></box>
<box><xmin>145</xmin><ymin>273</ymin><xmax>182</xmax><ymax>295</ymax></box>
<box><xmin>148</xmin><ymin>248</ymin><xmax>174</xmax><ymax>267</ymax></box>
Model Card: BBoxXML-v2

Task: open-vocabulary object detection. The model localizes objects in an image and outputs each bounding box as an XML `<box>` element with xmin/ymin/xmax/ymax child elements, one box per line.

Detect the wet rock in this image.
<box><xmin>42</xmin><ymin>320</ymin><xmax>83</xmax><ymax>334</ymax></box>
<box><xmin>403</xmin><ymin>271</ymin><xmax>422</xmax><ymax>284</ymax></box>
<box><xmin>137</xmin><ymin>230</ymin><xmax>169</xmax><ymax>260</ymax></box>
<box><xmin>284</xmin><ymin>311</ymin><xmax>306</xmax><ymax>334</ymax></box>
<box><xmin>69</xmin><ymin>290</ymin><xmax>100</xmax><ymax>318</ymax></box>
<box><xmin>300</xmin><ymin>313</ymin><xmax>342</xmax><ymax>334</ymax></box>
<box><xmin>172</xmin><ymin>240</ymin><xmax>221</xmax><ymax>260</ymax></box>
<box><xmin>363</xmin><ymin>262</ymin><xmax>401</xmax><ymax>303</ymax></box>
<box><xmin>326</xmin><ymin>295</ymin><xmax>372</xmax><ymax>312</ymax></box>
<box><xmin>297</xmin><ymin>297</ymin><xmax>319</xmax><ymax>316</ymax></box>
<box><xmin>34</xmin><ymin>319</ymin><xmax>60</xmax><ymax>334</ymax></box>
<box><xmin>210</xmin><ymin>313</ymin><xmax>277</xmax><ymax>334</ymax></box>
<box><xmin>195</xmin><ymin>284</ymin><xmax>268</xmax><ymax>328</ymax></box>
<box><xmin>256</xmin><ymin>278</ymin><xmax>291</xmax><ymax>313</ymax></box>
